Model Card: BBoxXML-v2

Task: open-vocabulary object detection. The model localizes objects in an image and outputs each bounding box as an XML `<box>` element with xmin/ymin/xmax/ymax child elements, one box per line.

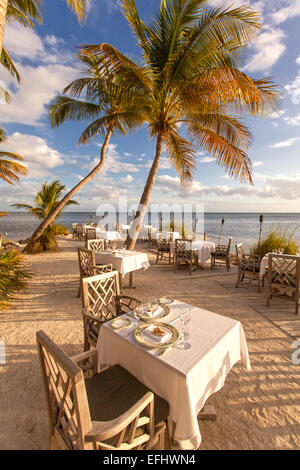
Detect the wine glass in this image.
<box><xmin>278</xmin><ymin>247</ymin><xmax>284</xmax><ymax>254</ymax></box>
<box><xmin>111</xmin><ymin>243</ymin><xmax>117</xmax><ymax>251</ymax></box>
<box><xmin>177</xmin><ymin>309</ymin><xmax>192</xmax><ymax>350</ymax></box>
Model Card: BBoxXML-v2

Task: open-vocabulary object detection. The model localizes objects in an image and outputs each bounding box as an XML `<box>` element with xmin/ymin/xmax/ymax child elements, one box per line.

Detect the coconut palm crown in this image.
<box><xmin>0</xmin><ymin>126</ymin><xmax>27</xmax><ymax>185</ymax></box>
<box><xmin>80</xmin><ymin>0</ymin><xmax>280</xmax><ymax>249</ymax></box>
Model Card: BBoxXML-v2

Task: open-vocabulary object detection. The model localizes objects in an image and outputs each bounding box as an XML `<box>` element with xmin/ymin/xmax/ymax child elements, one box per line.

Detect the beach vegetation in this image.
<box><xmin>0</xmin><ymin>126</ymin><xmax>27</xmax><ymax>184</ymax></box>
<box><xmin>0</xmin><ymin>248</ymin><xmax>31</xmax><ymax>309</ymax></box>
<box><xmin>251</xmin><ymin>228</ymin><xmax>299</xmax><ymax>259</ymax></box>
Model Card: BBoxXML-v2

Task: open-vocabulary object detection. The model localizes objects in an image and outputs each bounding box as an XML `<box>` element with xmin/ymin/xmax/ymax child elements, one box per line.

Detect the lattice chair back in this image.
<box><xmin>175</xmin><ymin>239</ymin><xmax>193</xmax><ymax>263</ymax></box>
<box><xmin>268</xmin><ymin>254</ymin><xmax>300</xmax><ymax>290</ymax></box>
<box><xmin>157</xmin><ymin>239</ymin><xmax>169</xmax><ymax>251</ymax></box>
<box><xmin>76</xmin><ymin>224</ymin><xmax>84</xmax><ymax>237</ymax></box>
<box><xmin>87</xmin><ymin>239</ymin><xmax>105</xmax><ymax>253</ymax></box>
<box><xmin>216</xmin><ymin>237</ymin><xmax>232</xmax><ymax>256</ymax></box>
<box><xmin>78</xmin><ymin>248</ymin><xmax>96</xmax><ymax>278</ymax></box>
<box><xmin>36</xmin><ymin>330</ymin><xmax>93</xmax><ymax>450</ymax></box>
<box><xmin>193</xmin><ymin>233</ymin><xmax>207</xmax><ymax>241</ymax></box>
<box><xmin>85</xmin><ymin>228</ymin><xmax>97</xmax><ymax>241</ymax></box>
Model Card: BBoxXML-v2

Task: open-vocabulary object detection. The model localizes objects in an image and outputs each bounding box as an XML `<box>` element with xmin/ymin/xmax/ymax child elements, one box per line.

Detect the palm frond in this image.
<box><xmin>49</xmin><ymin>96</ymin><xmax>101</xmax><ymax>128</ymax></box>
<box><xmin>164</xmin><ymin>128</ymin><xmax>195</xmax><ymax>183</ymax></box>
<box><xmin>1</xmin><ymin>47</ymin><xmax>20</xmax><ymax>83</ymax></box>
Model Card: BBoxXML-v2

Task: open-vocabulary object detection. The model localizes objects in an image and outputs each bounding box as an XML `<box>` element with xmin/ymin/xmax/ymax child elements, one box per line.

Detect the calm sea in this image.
<box><xmin>1</xmin><ymin>212</ymin><xmax>300</xmax><ymax>251</ymax></box>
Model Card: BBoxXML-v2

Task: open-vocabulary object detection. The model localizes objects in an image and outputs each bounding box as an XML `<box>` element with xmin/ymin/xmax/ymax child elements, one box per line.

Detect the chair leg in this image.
<box><xmin>236</xmin><ymin>271</ymin><xmax>241</xmax><ymax>288</ymax></box>
<box><xmin>77</xmin><ymin>280</ymin><xmax>82</xmax><ymax>298</ymax></box>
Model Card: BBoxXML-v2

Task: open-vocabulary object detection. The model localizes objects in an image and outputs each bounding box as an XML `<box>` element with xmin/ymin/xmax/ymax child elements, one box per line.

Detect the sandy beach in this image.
<box><xmin>0</xmin><ymin>239</ymin><xmax>299</xmax><ymax>450</ymax></box>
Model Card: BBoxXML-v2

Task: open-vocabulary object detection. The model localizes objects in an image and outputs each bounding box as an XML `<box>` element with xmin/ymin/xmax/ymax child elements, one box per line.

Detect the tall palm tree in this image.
<box><xmin>0</xmin><ymin>0</ymin><xmax>87</xmax><ymax>81</ymax></box>
<box><xmin>0</xmin><ymin>126</ymin><xmax>27</xmax><ymax>184</ymax></box>
<box><xmin>12</xmin><ymin>180</ymin><xmax>78</xmax><ymax>252</ymax></box>
<box><xmin>81</xmin><ymin>0</ymin><xmax>279</xmax><ymax>250</ymax></box>
<box><xmin>23</xmin><ymin>54</ymin><xmax>147</xmax><ymax>253</ymax></box>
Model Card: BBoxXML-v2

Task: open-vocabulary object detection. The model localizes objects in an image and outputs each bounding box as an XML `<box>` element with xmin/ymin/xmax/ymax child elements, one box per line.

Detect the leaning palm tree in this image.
<box><xmin>81</xmin><ymin>0</ymin><xmax>279</xmax><ymax>250</ymax></box>
<box><xmin>0</xmin><ymin>126</ymin><xmax>27</xmax><ymax>184</ymax></box>
<box><xmin>0</xmin><ymin>0</ymin><xmax>87</xmax><ymax>81</ymax></box>
<box><xmin>12</xmin><ymin>180</ymin><xmax>79</xmax><ymax>252</ymax></box>
<box><xmin>23</xmin><ymin>55</ymin><xmax>147</xmax><ymax>253</ymax></box>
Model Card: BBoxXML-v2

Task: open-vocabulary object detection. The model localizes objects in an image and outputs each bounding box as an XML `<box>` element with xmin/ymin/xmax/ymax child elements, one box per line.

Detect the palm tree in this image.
<box><xmin>23</xmin><ymin>54</ymin><xmax>146</xmax><ymax>253</ymax></box>
<box><xmin>81</xmin><ymin>0</ymin><xmax>279</xmax><ymax>250</ymax></box>
<box><xmin>0</xmin><ymin>126</ymin><xmax>27</xmax><ymax>184</ymax></box>
<box><xmin>0</xmin><ymin>0</ymin><xmax>87</xmax><ymax>81</ymax></box>
<box><xmin>12</xmin><ymin>180</ymin><xmax>79</xmax><ymax>252</ymax></box>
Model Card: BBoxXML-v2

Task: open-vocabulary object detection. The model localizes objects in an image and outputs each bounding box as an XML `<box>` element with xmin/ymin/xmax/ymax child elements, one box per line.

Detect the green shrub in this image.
<box><xmin>251</xmin><ymin>228</ymin><xmax>299</xmax><ymax>259</ymax></box>
<box><xmin>0</xmin><ymin>249</ymin><xmax>32</xmax><ymax>309</ymax></box>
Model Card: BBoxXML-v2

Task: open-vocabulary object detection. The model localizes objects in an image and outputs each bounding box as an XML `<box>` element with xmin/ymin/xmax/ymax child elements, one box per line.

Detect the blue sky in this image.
<box><xmin>1</xmin><ymin>0</ymin><xmax>300</xmax><ymax>212</ymax></box>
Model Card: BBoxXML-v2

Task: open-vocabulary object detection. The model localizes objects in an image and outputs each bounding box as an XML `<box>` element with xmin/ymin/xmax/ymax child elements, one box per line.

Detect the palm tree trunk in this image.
<box><xmin>0</xmin><ymin>0</ymin><xmax>8</xmax><ymax>53</ymax></box>
<box><xmin>125</xmin><ymin>132</ymin><xmax>164</xmax><ymax>250</ymax></box>
<box><xmin>23</xmin><ymin>129</ymin><xmax>112</xmax><ymax>253</ymax></box>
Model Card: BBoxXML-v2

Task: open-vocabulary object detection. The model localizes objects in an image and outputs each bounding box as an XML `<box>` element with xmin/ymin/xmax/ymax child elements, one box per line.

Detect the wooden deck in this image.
<box><xmin>218</xmin><ymin>277</ymin><xmax>300</xmax><ymax>339</ymax></box>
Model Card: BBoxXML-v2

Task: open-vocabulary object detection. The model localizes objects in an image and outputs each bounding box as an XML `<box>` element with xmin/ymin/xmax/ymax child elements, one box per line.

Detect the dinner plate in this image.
<box><xmin>159</xmin><ymin>297</ymin><xmax>174</xmax><ymax>305</ymax></box>
<box><xmin>111</xmin><ymin>317</ymin><xmax>132</xmax><ymax>329</ymax></box>
<box><xmin>134</xmin><ymin>302</ymin><xmax>170</xmax><ymax>322</ymax></box>
<box><xmin>134</xmin><ymin>322</ymin><xmax>180</xmax><ymax>349</ymax></box>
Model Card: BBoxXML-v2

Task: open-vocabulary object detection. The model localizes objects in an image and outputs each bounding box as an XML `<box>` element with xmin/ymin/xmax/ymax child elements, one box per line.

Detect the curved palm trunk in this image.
<box><xmin>23</xmin><ymin>130</ymin><xmax>112</xmax><ymax>253</ymax></box>
<box><xmin>0</xmin><ymin>0</ymin><xmax>8</xmax><ymax>53</ymax></box>
<box><xmin>125</xmin><ymin>132</ymin><xmax>164</xmax><ymax>250</ymax></box>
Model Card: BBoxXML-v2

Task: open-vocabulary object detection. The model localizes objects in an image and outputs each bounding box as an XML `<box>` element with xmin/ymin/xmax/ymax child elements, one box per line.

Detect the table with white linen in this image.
<box><xmin>97</xmin><ymin>300</ymin><xmax>251</xmax><ymax>449</ymax></box>
<box><xmin>170</xmin><ymin>240</ymin><xmax>215</xmax><ymax>264</ymax></box>
<box><xmin>95</xmin><ymin>250</ymin><xmax>149</xmax><ymax>288</ymax></box>
<box><xmin>95</xmin><ymin>230</ymin><xmax>121</xmax><ymax>241</ymax></box>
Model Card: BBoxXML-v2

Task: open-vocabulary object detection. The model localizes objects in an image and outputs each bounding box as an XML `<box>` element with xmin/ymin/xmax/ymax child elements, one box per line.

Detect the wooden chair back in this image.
<box><xmin>82</xmin><ymin>271</ymin><xmax>120</xmax><ymax>323</ymax></box>
<box><xmin>216</xmin><ymin>237</ymin><xmax>232</xmax><ymax>256</ymax></box>
<box><xmin>85</xmin><ymin>228</ymin><xmax>97</xmax><ymax>240</ymax></box>
<box><xmin>175</xmin><ymin>239</ymin><xmax>193</xmax><ymax>263</ymax></box>
<box><xmin>78</xmin><ymin>248</ymin><xmax>96</xmax><ymax>278</ymax></box>
<box><xmin>268</xmin><ymin>254</ymin><xmax>300</xmax><ymax>290</ymax></box>
<box><xmin>76</xmin><ymin>224</ymin><xmax>84</xmax><ymax>237</ymax></box>
<box><xmin>235</xmin><ymin>243</ymin><xmax>245</xmax><ymax>264</ymax></box>
<box><xmin>36</xmin><ymin>330</ymin><xmax>92</xmax><ymax>450</ymax></box>
<box><xmin>87</xmin><ymin>239</ymin><xmax>105</xmax><ymax>253</ymax></box>
<box><xmin>157</xmin><ymin>239</ymin><xmax>170</xmax><ymax>251</ymax></box>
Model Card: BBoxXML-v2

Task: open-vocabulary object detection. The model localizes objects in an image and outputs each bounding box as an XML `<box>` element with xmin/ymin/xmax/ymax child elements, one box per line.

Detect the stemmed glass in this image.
<box><xmin>177</xmin><ymin>309</ymin><xmax>192</xmax><ymax>349</ymax></box>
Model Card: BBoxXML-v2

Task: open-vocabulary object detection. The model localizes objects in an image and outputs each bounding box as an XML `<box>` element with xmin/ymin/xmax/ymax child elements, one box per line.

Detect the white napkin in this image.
<box><xmin>143</xmin><ymin>325</ymin><xmax>172</xmax><ymax>344</ymax></box>
<box><xmin>140</xmin><ymin>305</ymin><xmax>164</xmax><ymax>318</ymax></box>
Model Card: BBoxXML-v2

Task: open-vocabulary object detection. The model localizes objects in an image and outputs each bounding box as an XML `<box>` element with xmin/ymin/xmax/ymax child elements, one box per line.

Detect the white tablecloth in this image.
<box><xmin>170</xmin><ymin>240</ymin><xmax>215</xmax><ymax>264</ymax></box>
<box><xmin>98</xmin><ymin>300</ymin><xmax>251</xmax><ymax>449</ymax></box>
<box><xmin>95</xmin><ymin>250</ymin><xmax>149</xmax><ymax>276</ymax></box>
<box><xmin>96</xmin><ymin>230</ymin><xmax>121</xmax><ymax>241</ymax></box>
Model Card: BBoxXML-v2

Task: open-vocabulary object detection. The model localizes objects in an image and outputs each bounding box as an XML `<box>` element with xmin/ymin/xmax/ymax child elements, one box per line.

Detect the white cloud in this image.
<box><xmin>285</xmin><ymin>72</ymin><xmax>300</xmax><ymax>104</ymax></box>
<box><xmin>271</xmin><ymin>0</ymin><xmax>300</xmax><ymax>24</ymax></box>
<box><xmin>86</xmin><ymin>143</ymin><xmax>139</xmax><ymax>175</ymax></box>
<box><xmin>245</xmin><ymin>26</ymin><xmax>286</xmax><ymax>72</ymax></box>
<box><xmin>1</xmin><ymin>132</ymin><xmax>64</xmax><ymax>178</ymax></box>
<box><xmin>252</xmin><ymin>161</ymin><xmax>264</xmax><ymax>167</ymax></box>
<box><xmin>284</xmin><ymin>114</ymin><xmax>300</xmax><ymax>126</ymax></box>
<box><xmin>121</xmin><ymin>174</ymin><xmax>133</xmax><ymax>183</ymax></box>
<box><xmin>199</xmin><ymin>156</ymin><xmax>214</xmax><ymax>163</ymax></box>
<box><xmin>270</xmin><ymin>137</ymin><xmax>300</xmax><ymax>148</ymax></box>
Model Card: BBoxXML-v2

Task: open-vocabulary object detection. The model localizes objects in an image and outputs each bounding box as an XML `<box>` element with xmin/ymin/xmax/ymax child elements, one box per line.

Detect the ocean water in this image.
<box><xmin>1</xmin><ymin>212</ymin><xmax>300</xmax><ymax>251</ymax></box>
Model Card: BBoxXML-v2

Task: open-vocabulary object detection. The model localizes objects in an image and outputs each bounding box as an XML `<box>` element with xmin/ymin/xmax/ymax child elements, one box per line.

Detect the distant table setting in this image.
<box><xmin>97</xmin><ymin>299</ymin><xmax>251</xmax><ymax>449</ymax></box>
<box><xmin>95</xmin><ymin>230</ymin><xmax>121</xmax><ymax>241</ymax></box>
<box><xmin>157</xmin><ymin>231</ymin><xmax>181</xmax><ymax>241</ymax></box>
<box><xmin>170</xmin><ymin>240</ymin><xmax>215</xmax><ymax>265</ymax></box>
<box><xmin>95</xmin><ymin>249</ymin><xmax>150</xmax><ymax>288</ymax></box>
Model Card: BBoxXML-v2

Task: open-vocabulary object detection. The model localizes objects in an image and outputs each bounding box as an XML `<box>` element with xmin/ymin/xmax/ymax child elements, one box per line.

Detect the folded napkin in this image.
<box><xmin>140</xmin><ymin>304</ymin><xmax>164</xmax><ymax>318</ymax></box>
<box><xmin>143</xmin><ymin>325</ymin><xmax>172</xmax><ymax>344</ymax></box>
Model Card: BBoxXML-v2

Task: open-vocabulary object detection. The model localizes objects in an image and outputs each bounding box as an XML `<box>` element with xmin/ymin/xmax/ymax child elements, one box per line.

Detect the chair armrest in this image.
<box><xmin>95</xmin><ymin>264</ymin><xmax>113</xmax><ymax>274</ymax></box>
<box><xmin>82</xmin><ymin>309</ymin><xmax>105</xmax><ymax>326</ymax></box>
<box><xmin>71</xmin><ymin>348</ymin><xmax>97</xmax><ymax>365</ymax></box>
<box><xmin>85</xmin><ymin>391</ymin><xmax>154</xmax><ymax>443</ymax></box>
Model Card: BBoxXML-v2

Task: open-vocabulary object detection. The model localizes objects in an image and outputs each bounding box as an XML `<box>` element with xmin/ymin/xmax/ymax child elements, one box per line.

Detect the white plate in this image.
<box><xmin>111</xmin><ymin>317</ymin><xmax>132</xmax><ymax>329</ymax></box>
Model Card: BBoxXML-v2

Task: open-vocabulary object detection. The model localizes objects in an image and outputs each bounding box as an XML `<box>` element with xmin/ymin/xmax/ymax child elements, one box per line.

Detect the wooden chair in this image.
<box><xmin>211</xmin><ymin>237</ymin><xmax>232</xmax><ymax>271</ymax></box>
<box><xmin>148</xmin><ymin>228</ymin><xmax>157</xmax><ymax>249</ymax></box>
<box><xmin>85</xmin><ymin>228</ymin><xmax>97</xmax><ymax>243</ymax></box>
<box><xmin>193</xmin><ymin>233</ymin><xmax>207</xmax><ymax>241</ymax></box>
<box><xmin>174</xmin><ymin>239</ymin><xmax>199</xmax><ymax>275</ymax></box>
<box><xmin>75</xmin><ymin>224</ymin><xmax>85</xmax><ymax>241</ymax></box>
<box><xmin>77</xmin><ymin>248</ymin><xmax>113</xmax><ymax>298</ymax></box>
<box><xmin>86</xmin><ymin>239</ymin><xmax>105</xmax><ymax>253</ymax></box>
<box><xmin>235</xmin><ymin>243</ymin><xmax>261</xmax><ymax>292</ymax></box>
<box><xmin>82</xmin><ymin>271</ymin><xmax>142</xmax><ymax>351</ymax></box>
<box><xmin>156</xmin><ymin>239</ymin><xmax>172</xmax><ymax>264</ymax></box>
<box><xmin>36</xmin><ymin>330</ymin><xmax>169</xmax><ymax>450</ymax></box>
<box><xmin>267</xmin><ymin>254</ymin><xmax>300</xmax><ymax>315</ymax></box>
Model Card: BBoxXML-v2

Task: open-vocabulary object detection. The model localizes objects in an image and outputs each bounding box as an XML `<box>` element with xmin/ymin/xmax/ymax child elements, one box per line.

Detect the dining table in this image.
<box><xmin>97</xmin><ymin>300</ymin><xmax>251</xmax><ymax>449</ymax></box>
<box><xmin>95</xmin><ymin>249</ymin><xmax>150</xmax><ymax>288</ymax></box>
<box><xmin>157</xmin><ymin>231</ymin><xmax>181</xmax><ymax>241</ymax></box>
<box><xmin>95</xmin><ymin>230</ymin><xmax>121</xmax><ymax>241</ymax></box>
<box><xmin>170</xmin><ymin>240</ymin><xmax>215</xmax><ymax>265</ymax></box>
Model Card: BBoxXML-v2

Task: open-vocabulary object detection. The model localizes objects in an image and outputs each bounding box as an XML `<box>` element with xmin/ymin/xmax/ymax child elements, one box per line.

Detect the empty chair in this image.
<box><xmin>85</xmin><ymin>228</ymin><xmax>97</xmax><ymax>244</ymax></box>
<box><xmin>148</xmin><ymin>228</ymin><xmax>157</xmax><ymax>249</ymax></box>
<box><xmin>82</xmin><ymin>270</ymin><xmax>142</xmax><ymax>351</ymax></box>
<box><xmin>267</xmin><ymin>253</ymin><xmax>300</xmax><ymax>315</ymax></box>
<box><xmin>193</xmin><ymin>233</ymin><xmax>207</xmax><ymax>241</ymax></box>
<box><xmin>86</xmin><ymin>239</ymin><xmax>105</xmax><ymax>253</ymax></box>
<box><xmin>211</xmin><ymin>237</ymin><xmax>232</xmax><ymax>271</ymax></box>
<box><xmin>156</xmin><ymin>239</ymin><xmax>172</xmax><ymax>264</ymax></box>
<box><xmin>36</xmin><ymin>330</ymin><xmax>169</xmax><ymax>450</ymax></box>
<box><xmin>235</xmin><ymin>243</ymin><xmax>261</xmax><ymax>292</ymax></box>
<box><xmin>174</xmin><ymin>239</ymin><xmax>199</xmax><ymax>275</ymax></box>
<box><xmin>77</xmin><ymin>248</ymin><xmax>112</xmax><ymax>298</ymax></box>
<box><xmin>76</xmin><ymin>224</ymin><xmax>85</xmax><ymax>240</ymax></box>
